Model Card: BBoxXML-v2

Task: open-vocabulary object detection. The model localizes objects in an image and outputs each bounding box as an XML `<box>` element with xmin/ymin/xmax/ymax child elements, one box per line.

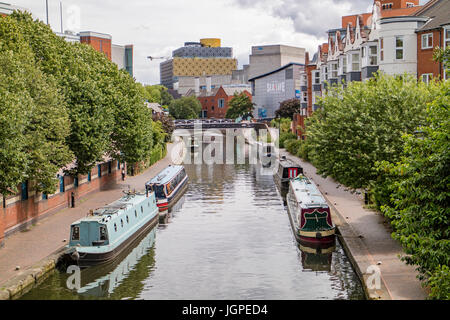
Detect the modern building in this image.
<box><xmin>190</xmin><ymin>85</ymin><xmax>252</xmax><ymax>119</ymax></box>
<box><xmin>56</xmin><ymin>30</ymin><xmax>134</xmax><ymax>77</ymax></box>
<box><xmin>160</xmin><ymin>38</ymin><xmax>238</xmax><ymax>95</ymax></box>
<box><xmin>414</xmin><ymin>0</ymin><xmax>450</xmax><ymax>82</ymax></box>
<box><xmin>248</xmin><ymin>45</ymin><xmax>306</xmax><ymax>80</ymax></box>
<box><xmin>248</xmin><ymin>62</ymin><xmax>305</xmax><ymax>119</ymax></box>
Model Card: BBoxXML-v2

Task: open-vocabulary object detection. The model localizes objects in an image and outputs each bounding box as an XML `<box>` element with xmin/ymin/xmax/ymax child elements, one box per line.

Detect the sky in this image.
<box><xmin>9</xmin><ymin>0</ymin><xmax>427</xmax><ymax>85</ymax></box>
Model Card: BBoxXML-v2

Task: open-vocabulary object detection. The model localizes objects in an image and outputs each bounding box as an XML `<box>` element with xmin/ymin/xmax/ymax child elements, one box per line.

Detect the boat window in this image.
<box><xmin>121</xmin><ymin>219</ymin><xmax>123</xmax><ymax>228</ymax></box>
<box><xmin>71</xmin><ymin>226</ymin><xmax>80</xmax><ymax>241</ymax></box>
<box><xmin>126</xmin><ymin>216</ymin><xmax>129</xmax><ymax>224</ymax></box>
<box><xmin>135</xmin><ymin>210</ymin><xmax>137</xmax><ymax>217</ymax></box>
<box><xmin>141</xmin><ymin>206</ymin><xmax>143</xmax><ymax>213</ymax></box>
<box><xmin>114</xmin><ymin>223</ymin><xmax>117</xmax><ymax>232</ymax></box>
<box><xmin>155</xmin><ymin>185</ymin><xmax>165</xmax><ymax>198</ymax></box>
<box><xmin>100</xmin><ymin>226</ymin><xmax>108</xmax><ymax>241</ymax></box>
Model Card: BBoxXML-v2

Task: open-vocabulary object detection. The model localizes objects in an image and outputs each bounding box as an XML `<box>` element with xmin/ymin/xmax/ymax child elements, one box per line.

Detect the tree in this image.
<box><xmin>275</xmin><ymin>98</ymin><xmax>300</xmax><ymax>119</ymax></box>
<box><xmin>152</xmin><ymin>113</ymin><xmax>175</xmax><ymax>142</ymax></box>
<box><xmin>0</xmin><ymin>14</ymin><xmax>73</xmax><ymax>196</ymax></box>
<box><xmin>225</xmin><ymin>93</ymin><xmax>254</xmax><ymax>119</ymax></box>
<box><xmin>378</xmin><ymin>79</ymin><xmax>450</xmax><ymax>300</ymax></box>
<box><xmin>305</xmin><ymin>72</ymin><xmax>441</xmax><ymax>190</ymax></box>
<box><xmin>169</xmin><ymin>96</ymin><xmax>202</xmax><ymax>119</ymax></box>
<box><xmin>160</xmin><ymin>87</ymin><xmax>174</xmax><ymax>107</ymax></box>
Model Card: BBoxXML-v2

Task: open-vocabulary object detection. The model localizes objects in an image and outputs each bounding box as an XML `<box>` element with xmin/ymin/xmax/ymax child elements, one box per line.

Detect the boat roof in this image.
<box><xmin>279</xmin><ymin>159</ymin><xmax>302</xmax><ymax>169</ymax></box>
<box><xmin>146</xmin><ymin>165</ymin><xmax>184</xmax><ymax>186</ymax></box>
<box><xmin>290</xmin><ymin>175</ymin><xmax>328</xmax><ymax>209</ymax></box>
<box><xmin>71</xmin><ymin>192</ymin><xmax>148</xmax><ymax>224</ymax></box>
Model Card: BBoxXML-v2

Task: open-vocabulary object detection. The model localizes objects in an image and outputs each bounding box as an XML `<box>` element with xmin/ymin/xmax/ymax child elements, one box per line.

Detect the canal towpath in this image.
<box><xmin>0</xmin><ymin>143</ymin><xmax>182</xmax><ymax>299</ymax></box>
<box><xmin>280</xmin><ymin>149</ymin><xmax>427</xmax><ymax>300</ymax></box>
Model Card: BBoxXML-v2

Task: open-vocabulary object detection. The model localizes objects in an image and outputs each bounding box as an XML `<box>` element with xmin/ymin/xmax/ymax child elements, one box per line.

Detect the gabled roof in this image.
<box><xmin>414</xmin><ymin>0</ymin><xmax>450</xmax><ymax>32</ymax></box>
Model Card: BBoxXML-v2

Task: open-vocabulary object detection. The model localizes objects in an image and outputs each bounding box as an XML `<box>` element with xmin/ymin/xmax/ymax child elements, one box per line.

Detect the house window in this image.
<box><xmin>421</xmin><ymin>73</ymin><xmax>433</xmax><ymax>84</ymax></box>
<box><xmin>314</xmin><ymin>71</ymin><xmax>320</xmax><ymax>84</ymax></box>
<box><xmin>369</xmin><ymin>46</ymin><xmax>378</xmax><ymax>66</ymax></box>
<box><xmin>361</xmin><ymin>47</ymin><xmax>366</xmax><ymax>58</ymax></box>
<box><xmin>395</xmin><ymin>37</ymin><xmax>404</xmax><ymax>60</ymax></box>
<box><xmin>352</xmin><ymin>53</ymin><xmax>360</xmax><ymax>71</ymax></box>
<box><xmin>421</xmin><ymin>33</ymin><xmax>433</xmax><ymax>49</ymax></box>
<box><xmin>332</xmin><ymin>63</ymin><xmax>338</xmax><ymax>78</ymax></box>
<box><xmin>445</xmin><ymin>27</ymin><xmax>450</xmax><ymax>48</ymax></box>
<box><xmin>301</xmin><ymin>92</ymin><xmax>308</xmax><ymax>103</ymax></box>
<box><xmin>312</xmin><ymin>91</ymin><xmax>321</xmax><ymax>105</ymax></box>
<box><xmin>406</xmin><ymin>2</ymin><xmax>414</xmax><ymax>7</ymax></box>
<box><xmin>380</xmin><ymin>38</ymin><xmax>384</xmax><ymax>62</ymax></box>
<box><xmin>343</xmin><ymin>56</ymin><xmax>347</xmax><ymax>73</ymax></box>
<box><xmin>98</xmin><ymin>164</ymin><xmax>102</xmax><ymax>178</ymax></box>
<box><xmin>300</xmin><ymin>73</ymin><xmax>307</xmax><ymax>86</ymax></box>
<box><xmin>88</xmin><ymin>171</ymin><xmax>91</xmax><ymax>182</ymax></box>
<box><xmin>108</xmin><ymin>161</ymin><xmax>112</xmax><ymax>174</ymax></box>
<box><xmin>218</xmin><ymin>99</ymin><xmax>225</xmax><ymax>108</ymax></box>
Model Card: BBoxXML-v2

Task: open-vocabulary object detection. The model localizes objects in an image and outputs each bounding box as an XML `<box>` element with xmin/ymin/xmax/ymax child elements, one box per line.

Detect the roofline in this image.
<box><xmin>248</xmin><ymin>62</ymin><xmax>305</xmax><ymax>82</ymax></box>
<box><xmin>380</xmin><ymin>16</ymin><xmax>429</xmax><ymax>24</ymax></box>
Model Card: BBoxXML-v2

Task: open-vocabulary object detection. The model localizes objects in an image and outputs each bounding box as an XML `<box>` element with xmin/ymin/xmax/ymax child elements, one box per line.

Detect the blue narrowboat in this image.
<box><xmin>145</xmin><ymin>165</ymin><xmax>189</xmax><ymax>212</ymax></box>
<box><xmin>64</xmin><ymin>190</ymin><xmax>159</xmax><ymax>267</ymax></box>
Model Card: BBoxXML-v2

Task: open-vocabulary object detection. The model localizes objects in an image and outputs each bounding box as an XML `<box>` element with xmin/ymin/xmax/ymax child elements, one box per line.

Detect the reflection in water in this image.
<box><xmin>20</xmin><ymin>227</ymin><xmax>157</xmax><ymax>300</ymax></box>
<box><xmin>21</xmin><ymin>141</ymin><xmax>364</xmax><ymax>300</ymax></box>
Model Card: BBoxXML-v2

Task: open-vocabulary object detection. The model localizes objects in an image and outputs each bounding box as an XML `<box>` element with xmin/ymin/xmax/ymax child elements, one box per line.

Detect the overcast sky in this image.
<box><xmin>10</xmin><ymin>0</ymin><xmax>427</xmax><ymax>85</ymax></box>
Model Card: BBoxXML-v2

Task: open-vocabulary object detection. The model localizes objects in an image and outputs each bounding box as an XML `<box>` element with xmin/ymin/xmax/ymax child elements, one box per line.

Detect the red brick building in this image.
<box><xmin>79</xmin><ymin>31</ymin><xmax>112</xmax><ymax>60</ymax></box>
<box><xmin>194</xmin><ymin>86</ymin><xmax>252</xmax><ymax>119</ymax></box>
<box><xmin>414</xmin><ymin>0</ymin><xmax>450</xmax><ymax>82</ymax></box>
<box><xmin>0</xmin><ymin>160</ymin><xmax>122</xmax><ymax>247</ymax></box>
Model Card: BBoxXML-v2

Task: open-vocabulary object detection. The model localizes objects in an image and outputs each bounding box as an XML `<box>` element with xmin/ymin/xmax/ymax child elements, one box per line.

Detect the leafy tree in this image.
<box><xmin>225</xmin><ymin>93</ymin><xmax>254</xmax><ymax>119</ymax></box>
<box><xmin>275</xmin><ymin>98</ymin><xmax>300</xmax><ymax>119</ymax></box>
<box><xmin>152</xmin><ymin>113</ymin><xmax>175</xmax><ymax>142</ymax></box>
<box><xmin>169</xmin><ymin>96</ymin><xmax>202</xmax><ymax>119</ymax></box>
<box><xmin>378</xmin><ymin>79</ymin><xmax>450</xmax><ymax>299</ymax></box>
<box><xmin>109</xmin><ymin>70</ymin><xmax>154</xmax><ymax>165</ymax></box>
<box><xmin>305</xmin><ymin>72</ymin><xmax>441</xmax><ymax>190</ymax></box>
<box><xmin>271</xmin><ymin>117</ymin><xmax>292</xmax><ymax>134</ymax></box>
<box><xmin>0</xmin><ymin>14</ymin><xmax>73</xmax><ymax>196</ymax></box>
<box><xmin>11</xmin><ymin>12</ymin><xmax>114</xmax><ymax>175</ymax></box>
<box><xmin>160</xmin><ymin>87</ymin><xmax>174</xmax><ymax>107</ymax></box>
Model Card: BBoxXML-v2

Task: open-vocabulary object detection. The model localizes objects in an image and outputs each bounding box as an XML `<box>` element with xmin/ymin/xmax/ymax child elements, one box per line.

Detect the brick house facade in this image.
<box><xmin>196</xmin><ymin>86</ymin><xmax>252</xmax><ymax>119</ymax></box>
<box><xmin>0</xmin><ymin>160</ymin><xmax>122</xmax><ymax>247</ymax></box>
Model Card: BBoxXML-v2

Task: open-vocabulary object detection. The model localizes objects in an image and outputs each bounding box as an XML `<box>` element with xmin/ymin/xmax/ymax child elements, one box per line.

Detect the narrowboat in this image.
<box><xmin>275</xmin><ymin>157</ymin><xmax>304</xmax><ymax>185</ymax></box>
<box><xmin>145</xmin><ymin>165</ymin><xmax>189</xmax><ymax>212</ymax></box>
<box><xmin>274</xmin><ymin>157</ymin><xmax>303</xmax><ymax>201</ymax></box>
<box><xmin>63</xmin><ymin>190</ymin><xmax>159</xmax><ymax>267</ymax></box>
<box><xmin>286</xmin><ymin>174</ymin><xmax>335</xmax><ymax>244</ymax></box>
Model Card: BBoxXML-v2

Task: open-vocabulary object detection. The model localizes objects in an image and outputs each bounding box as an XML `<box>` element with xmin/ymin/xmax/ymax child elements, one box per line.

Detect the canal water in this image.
<box><xmin>21</xmin><ymin>160</ymin><xmax>365</xmax><ymax>300</ymax></box>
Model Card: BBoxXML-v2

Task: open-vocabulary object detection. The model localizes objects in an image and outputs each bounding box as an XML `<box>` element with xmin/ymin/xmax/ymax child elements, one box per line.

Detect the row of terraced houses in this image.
<box><xmin>292</xmin><ymin>0</ymin><xmax>449</xmax><ymax>138</ymax></box>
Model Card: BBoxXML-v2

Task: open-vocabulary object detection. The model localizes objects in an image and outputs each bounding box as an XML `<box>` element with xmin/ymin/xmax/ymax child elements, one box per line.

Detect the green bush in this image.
<box><xmin>285</xmin><ymin>139</ymin><xmax>301</xmax><ymax>155</ymax></box>
<box><xmin>279</xmin><ymin>132</ymin><xmax>297</xmax><ymax>148</ymax></box>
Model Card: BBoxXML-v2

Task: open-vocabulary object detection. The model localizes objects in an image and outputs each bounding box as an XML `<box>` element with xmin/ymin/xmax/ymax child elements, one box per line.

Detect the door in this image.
<box><xmin>288</xmin><ymin>168</ymin><xmax>298</xmax><ymax>179</ymax></box>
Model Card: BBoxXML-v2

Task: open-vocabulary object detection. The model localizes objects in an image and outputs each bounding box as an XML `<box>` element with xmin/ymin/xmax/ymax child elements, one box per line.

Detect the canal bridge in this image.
<box><xmin>173</xmin><ymin>119</ymin><xmax>268</xmax><ymax>131</ymax></box>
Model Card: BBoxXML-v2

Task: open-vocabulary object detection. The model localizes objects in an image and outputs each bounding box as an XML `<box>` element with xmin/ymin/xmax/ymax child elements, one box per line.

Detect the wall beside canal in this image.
<box><xmin>0</xmin><ymin>161</ymin><xmax>122</xmax><ymax>247</ymax></box>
